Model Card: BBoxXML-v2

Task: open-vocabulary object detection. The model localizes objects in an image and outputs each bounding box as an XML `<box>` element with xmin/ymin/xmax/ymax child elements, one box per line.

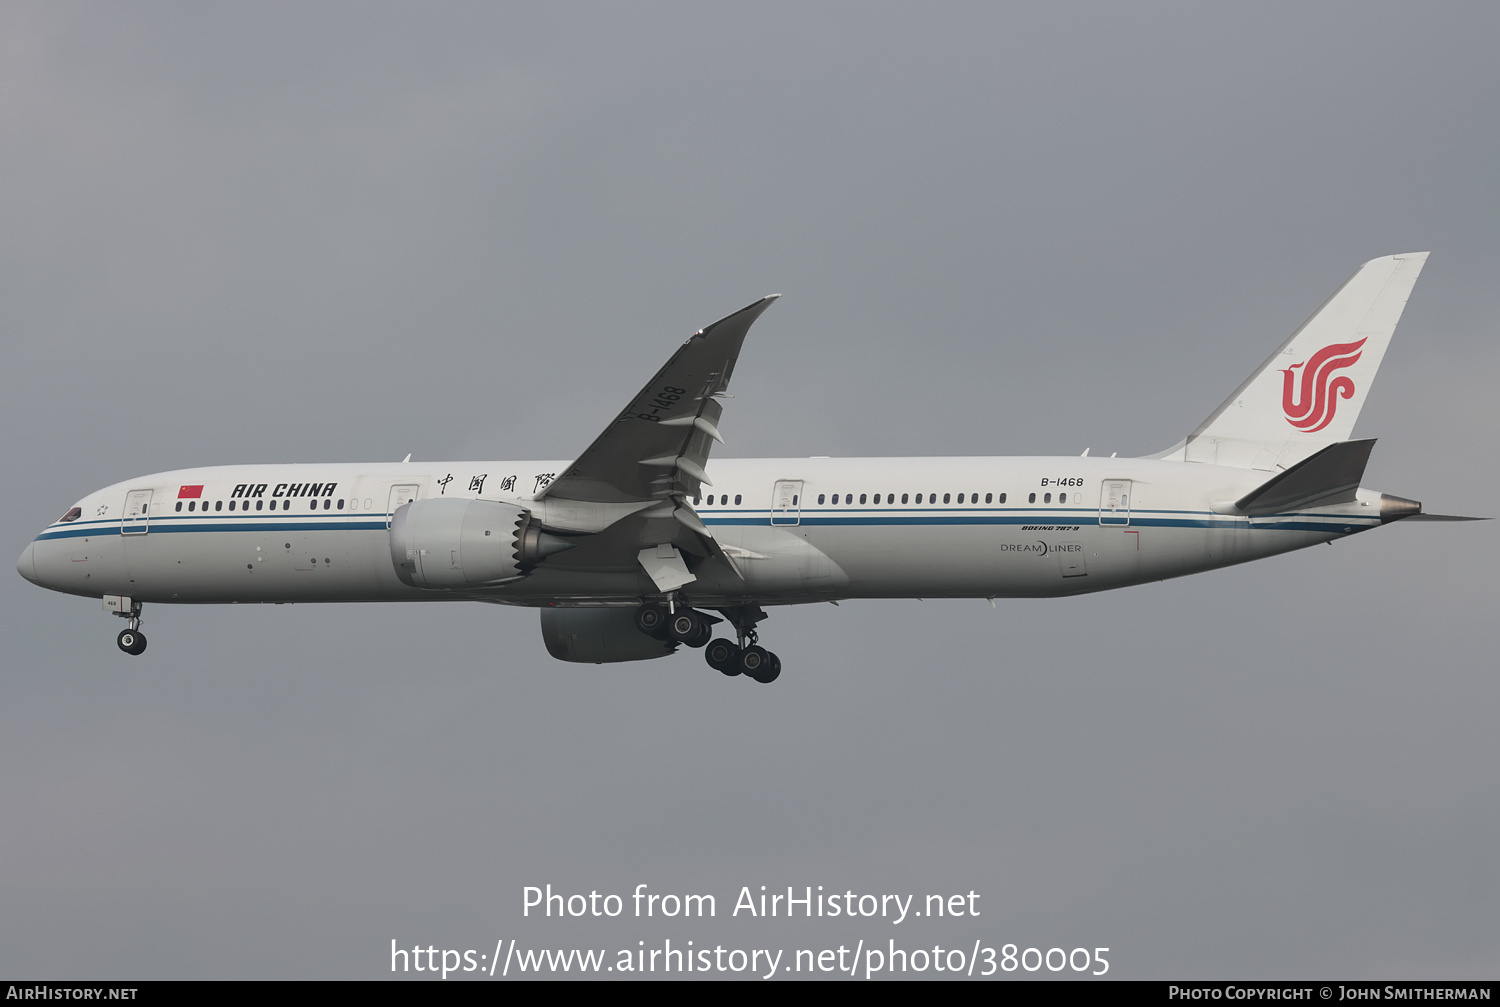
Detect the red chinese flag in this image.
<box><xmin>178</xmin><ymin>485</ymin><xmax>204</xmax><ymax>499</ymax></box>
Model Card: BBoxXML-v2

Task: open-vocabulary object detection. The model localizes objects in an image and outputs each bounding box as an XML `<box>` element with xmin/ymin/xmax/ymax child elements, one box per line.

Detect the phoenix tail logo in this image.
<box><xmin>1280</xmin><ymin>338</ymin><xmax>1366</xmax><ymax>432</ymax></box>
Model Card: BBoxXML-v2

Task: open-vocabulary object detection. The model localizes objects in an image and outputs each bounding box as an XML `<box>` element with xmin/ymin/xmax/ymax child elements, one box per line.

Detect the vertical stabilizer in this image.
<box><xmin>1174</xmin><ymin>252</ymin><xmax>1428</xmax><ymax>470</ymax></box>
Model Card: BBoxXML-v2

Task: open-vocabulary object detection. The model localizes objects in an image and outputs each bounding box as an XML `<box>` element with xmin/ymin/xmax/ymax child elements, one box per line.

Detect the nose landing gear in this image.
<box><xmin>113</xmin><ymin>600</ymin><xmax>147</xmax><ymax>655</ymax></box>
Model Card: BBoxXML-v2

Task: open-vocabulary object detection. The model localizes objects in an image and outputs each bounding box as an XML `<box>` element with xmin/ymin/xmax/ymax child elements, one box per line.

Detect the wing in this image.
<box><xmin>528</xmin><ymin>296</ymin><xmax>779</xmax><ymax>593</ymax></box>
<box><xmin>538</xmin><ymin>295</ymin><xmax>778</xmax><ymax>505</ymax></box>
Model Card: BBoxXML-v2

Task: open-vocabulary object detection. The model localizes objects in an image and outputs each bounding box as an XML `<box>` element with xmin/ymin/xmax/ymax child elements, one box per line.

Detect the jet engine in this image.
<box><xmin>540</xmin><ymin>608</ymin><xmax>678</xmax><ymax>663</ymax></box>
<box><xmin>389</xmin><ymin>498</ymin><xmax>574</xmax><ymax>589</ymax></box>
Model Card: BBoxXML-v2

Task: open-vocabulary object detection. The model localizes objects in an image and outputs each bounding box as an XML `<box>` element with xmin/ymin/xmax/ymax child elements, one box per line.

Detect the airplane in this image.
<box><xmin>16</xmin><ymin>252</ymin><xmax>1476</xmax><ymax>683</ymax></box>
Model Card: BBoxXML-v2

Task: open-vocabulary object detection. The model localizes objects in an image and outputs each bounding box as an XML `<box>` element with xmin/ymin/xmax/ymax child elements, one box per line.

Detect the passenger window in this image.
<box><xmin>216</xmin><ymin>501</ymin><xmax>223</xmax><ymax>512</ymax></box>
<box><xmin>957</xmin><ymin>493</ymin><xmax>964</xmax><ymax>504</ymax></box>
<box><xmin>985</xmin><ymin>493</ymin><xmax>993</xmax><ymax>504</ymax></box>
<box><xmin>792</xmin><ymin>495</ymin><xmax>798</xmax><ymax>505</ymax></box>
<box><xmin>999</xmin><ymin>492</ymin><xmax>1007</xmax><ymax>504</ymax></box>
<box><xmin>734</xmin><ymin>494</ymin><xmax>742</xmax><ymax>505</ymax></box>
<box><xmin>1044</xmin><ymin>493</ymin><xmax>1052</xmax><ymax>503</ymax></box>
<box><xmin>283</xmin><ymin>500</ymin><xmax>291</xmax><ymax>510</ymax></box>
<box><xmin>929</xmin><ymin>493</ymin><xmax>936</xmax><ymax>504</ymax></box>
<box><xmin>324</xmin><ymin>499</ymin><xmax>332</xmax><ymax>510</ymax></box>
<box><xmin>943</xmin><ymin>493</ymin><xmax>951</xmax><ymax>504</ymax></box>
<box><xmin>901</xmin><ymin>493</ymin><xmax>909</xmax><ymax>504</ymax></box>
<box><xmin>256</xmin><ymin>500</ymin><xmax>264</xmax><ymax>511</ymax></box>
<box><xmin>859</xmin><ymin>494</ymin><xmax>867</xmax><ymax>504</ymax></box>
<box><xmin>887</xmin><ymin>494</ymin><xmax>894</xmax><ymax>504</ymax></box>
<box><xmin>337</xmin><ymin>499</ymin><xmax>344</xmax><ymax>510</ymax></box>
<box><xmin>708</xmin><ymin>494</ymin><xmax>715</xmax><ymax>505</ymax></box>
<box><xmin>1028</xmin><ymin>493</ymin><xmax>1036</xmax><ymax>504</ymax></box>
<box><xmin>1059</xmin><ymin>492</ymin><xmax>1067</xmax><ymax>504</ymax></box>
<box><xmin>175</xmin><ymin>502</ymin><xmax>183</xmax><ymax>512</ymax></box>
<box><xmin>228</xmin><ymin>501</ymin><xmax>235</xmax><ymax>511</ymax></box>
<box><xmin>817</xmin><ymin>494</ymin><xmax>825</xmax><ymax>505</ymax></box>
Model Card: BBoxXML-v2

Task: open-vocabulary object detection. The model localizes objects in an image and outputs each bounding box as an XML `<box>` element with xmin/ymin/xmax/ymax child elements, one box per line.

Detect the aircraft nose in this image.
<box><xmin>16</xmin><ymin>541</ymin><xmax>38</xmax><ymax>584</ymax></box>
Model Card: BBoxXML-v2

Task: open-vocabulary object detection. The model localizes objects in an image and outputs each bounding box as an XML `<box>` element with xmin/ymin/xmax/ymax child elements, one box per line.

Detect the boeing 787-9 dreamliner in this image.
<box><xmin>18</xmin><ymin>253</ymin><xmax>1474</xmax><ymax>682</ymax></box>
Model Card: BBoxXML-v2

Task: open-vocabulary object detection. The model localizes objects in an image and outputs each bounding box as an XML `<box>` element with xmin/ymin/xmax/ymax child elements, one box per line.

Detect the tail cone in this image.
<box><xmin>1379</xmin><ymin>494</ymin><xmax>1423</xmax><ymax>523</ymax></box>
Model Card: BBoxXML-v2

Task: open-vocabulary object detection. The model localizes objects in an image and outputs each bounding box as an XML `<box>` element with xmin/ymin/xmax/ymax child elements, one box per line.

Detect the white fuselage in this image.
<box><xmin>19</xmin><ymin>455</ymin><xmax>1384</xmax><ymax>608</ymax></box>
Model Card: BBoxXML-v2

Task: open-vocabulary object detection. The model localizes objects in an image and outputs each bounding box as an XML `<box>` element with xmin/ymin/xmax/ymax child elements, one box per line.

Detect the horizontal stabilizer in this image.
<box><xmin>1375</xmin><ymin>494</ymin><xmax>1487</xmax><ymax>523</ymax></box>
<box><xmin>1394</xmin><ymin>513</ymin><xmax>1489</xmax><ymax>522</ymax></box>
<box><xmin>1235</xmin><ymin>438</ymin><xmax>1376</xmax><ymax>516</ymax></box>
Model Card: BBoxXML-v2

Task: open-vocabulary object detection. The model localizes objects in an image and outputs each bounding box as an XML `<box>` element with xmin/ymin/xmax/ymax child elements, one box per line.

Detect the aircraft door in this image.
<box><xmin>770</xmin><ymin>480</ymin><xmax>803</xmax><ymax>526</ymax></box>
<box><xmin>1099</xmin><ymin>479</ymin><xmax>1132</xmax><ymax>526</ymax></box>
<box><xmin>387</xmin><ymin>484</ymin><xmax>419</xmax><ymax>529</ymax></box>
<box><xmin>121</xmin><ymin>489</ymin><xmax>153</xmax><ymax>535</ymax></box>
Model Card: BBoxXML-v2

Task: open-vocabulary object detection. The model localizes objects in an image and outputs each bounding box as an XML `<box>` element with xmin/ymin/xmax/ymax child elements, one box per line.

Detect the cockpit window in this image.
<box><xmin>58</xmin><ymin>507</ymin><xmax>82</xmax><ymax>523</ymax></box>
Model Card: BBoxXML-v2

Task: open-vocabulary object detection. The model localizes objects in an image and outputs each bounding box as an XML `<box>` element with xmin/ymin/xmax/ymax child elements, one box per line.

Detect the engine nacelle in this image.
<box><xmin>540</xmin><ymin>608</ymin><xmax>678</xmax><ymax>664</ymax></box>
<box><xmin>390</xmin><ymin>498</ymin><xmax>572</xmax><ymax>589</ymax></box>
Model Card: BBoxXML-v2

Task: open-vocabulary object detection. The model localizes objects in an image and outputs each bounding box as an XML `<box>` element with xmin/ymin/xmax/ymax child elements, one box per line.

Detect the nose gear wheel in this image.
<box><xmin>112</xmin><ymin>601</ymin><xmax>147</xmax><ymax>656</ymax></box>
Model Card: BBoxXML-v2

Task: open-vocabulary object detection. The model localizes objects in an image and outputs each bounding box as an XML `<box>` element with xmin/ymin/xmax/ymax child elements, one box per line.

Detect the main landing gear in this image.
<box><xmin>705</xmin><ymin>638</ymin><xmax>781</xmax><ymax>683</ymax></box>
<box><xmin>114</xmin><ymin>601</ymin><xmax>147</xmax><ymax>656</ymax></box>
<box><xmin>635</xmin><ymin>604</ymin><xmax>714</xmax><ymax>649</ymax></box>
<box><xmin>635</xmin><ymin>602</ymin><xmax>781</xmax><ymax>683</ymax></box>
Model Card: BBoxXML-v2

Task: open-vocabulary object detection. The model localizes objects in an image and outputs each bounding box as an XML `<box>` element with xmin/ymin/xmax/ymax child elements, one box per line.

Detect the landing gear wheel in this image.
<box><xmin>668</xmin><ymin>610</ymin><xmax>712</xmax><ymax>648</ymax></box>
<box><xmin>705</xmin><ymin>639</ymin><xmax>741</xmax><ymax>676</ymax></box>
<box><xmin>749</xmin><ymin>651</ymin><xmax>781</xmax><ymax>684</ymax></box>
<box><xmin>117</xmin><ymin>629</ymin><xmax>147</xmax><ymax>656</ymax></box>
<box><xmin>737</xmin><ymin>645</ymin><xmax>769</xmax><ymax>677</ymax></box>
<box><xmin>635</xmin><ymin>603</ymin><xmax>669</xmax><ymax>639</ymax></box>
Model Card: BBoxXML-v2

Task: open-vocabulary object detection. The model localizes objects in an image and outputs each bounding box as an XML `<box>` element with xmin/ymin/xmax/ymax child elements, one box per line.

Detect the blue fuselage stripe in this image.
<box><xmin>37</xmin><ymin>519</ymin><xmax>390</xmax><ymax>540</ymax></box>
<box><xmin>35</xmin><ymin>509</ymin><xmax>1376</xmax><ymax>542</ymax></box>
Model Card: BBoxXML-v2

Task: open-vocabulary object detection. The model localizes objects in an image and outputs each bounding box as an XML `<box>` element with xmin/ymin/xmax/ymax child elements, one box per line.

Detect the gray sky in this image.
<box><xmin>2</xmin><ymin>2</ymin><xmax>1496</xmax><ymax>980</ymax></box>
